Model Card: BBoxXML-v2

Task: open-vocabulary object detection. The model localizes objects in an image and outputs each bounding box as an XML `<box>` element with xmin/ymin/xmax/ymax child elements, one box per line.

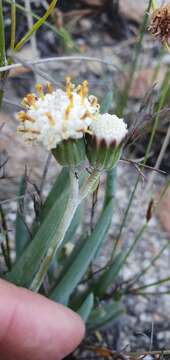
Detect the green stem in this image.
<box><xmin>131</xmin><ymin>276</ymin><xmax>170</xmax><ymax>293</ymax></box>
<box><xmin>10</xmin><ymin>0</ymin><xmax>16</xmax><ymax>50</ymax></box>
<box><xmin>129</xmin><ymin>240</ymin><xmax>170</xmax><ymax>285</ymax></box>
<box><xmin>0</xmin><ymin>0</ymin><xmax>6</xmax><ymax>110</ymax></box>
<box><xmin>116</xmin><ymin>0</ymin><xmax>152</xmax><ymax>117</ymax></box>
<box><xmin>13</xmin><ymin>0</ymin><xmax>58</xmax><ymax>51</ymax></box>
<box><xmin>144</xmin><ymin>68</ymin><xmax>170</xmax><ymax>164</ymax></box>
<box><xmin>111</xmin><ymin>177</ymin><xmax>139</xmax><ymax>259</ymax></box>
<box><xmin>104</xmin><ymin>168</ymin><xmax>116</xmax><ymax>207</ymax></box>
<box><xmin>79</xmin><ymin>169</ymin><xmax>100</xmax><ymax>203</ymax></box>
<box><xmin>4</xmin><ymin>0</ymin><xmax>76</xmax><ymax>50</ymax></box>
<box><xmin>0</xmin><ymin>0</ymin><xmax>6</xmax><ymax>67</ymax></box>
<box><xmin>151</xmin><ymin>0</ymin><xmax>157</xmax><ymax>11</ymax></box>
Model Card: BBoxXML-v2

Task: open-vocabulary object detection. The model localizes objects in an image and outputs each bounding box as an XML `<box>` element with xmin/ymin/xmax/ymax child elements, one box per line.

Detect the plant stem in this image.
<box><xmin>0</xmin><ymin>0</ymin><xmax>6</xmax><ymax>109</ymax></box>
<box><xmin>104</xmin><ymin>168</ymin><xmax>116</xmax><ymax>207</ymax></box>
<box><xmin>129</xmin><ymin>239</ymin><xmax>170</xmax><ymax>285</ymax></box>
<box><xmin>79</xmin><ymin>169</ymin><xmax>100</xmax><ymax>203</ymax></box>
<box><xmin>144</xmin><ymin>68</ymin><xmax>170</xmax><ymax>164</ymax></box>
<box><xmin>146</xmin><ymin>123</ymin><xmax>170</xmax><ymax>193</ymax></box>
<box><xmin>24</xmin><ymin>0</ymin><xmax>39</xmax><ymax>59</ymax></box>
<box><xmin>14</xmin><ymin>0</ymin><xmax>58</xmax><ymax>51</ymax></box>
<box><xmin>10</xmin><ymin>0</ymin><xmax>16</xmax><ymax>50</ymax></box>
<box><xmin>0</xmin><ymin>0</ymin><xmax>6</xmax><ymax>67</ymax></box>
<box><xmin>111</xmin><ymin>177</ymin><xmax>139</xmax><ymax>259</ymax></box>
<box><xmin>0</xmin><ymin>55</ymin><xmax>118</xmax><ymax>73</ymax></box>
<box><xmin>131</xmin><ymin>276</ymin><xmax>170</xmax><ymax>293</ymax></box>
<box><xmin>151</xmin><ymin>0</ymin><xmax>157</xmax><ymax>11</ymax></box>
<box><xmin>116</xmin><ymin>0</ymin><xmax>152</xmax><ymax>117</ymax></box>
<box><xmin>4</xmin><ymin>0</ymin><xmax>77</xmax><ymax>51</ymax></box>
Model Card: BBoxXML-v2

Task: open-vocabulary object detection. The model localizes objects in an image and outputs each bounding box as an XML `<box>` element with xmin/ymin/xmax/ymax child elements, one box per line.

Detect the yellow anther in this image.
<box><xmin>65</xmin><ymin>76</ymin><xmax>73</xmax><ymax>97</ymax></box>
<box><xmin>64</xmin><ymin>93</ymin><xmax>74</xmax><ymax>120</ymax></box>
<box><xmin>22</xmin><ymin>93</ymin><xmax>36</xmax><ymax>108</ymax></box>
<box><xmin>46</xmin><ymin>82</ymin><xmax>54</xmax><ymax>94</ymax></box>
<box><xmin>82</xmin><ymin>80</ymin><xmax>89</xmax><ymax>98</ymax></box>
<box><xmin>17</xmin><ymin>128</ymin><xmax>40</xmax><ymax>135</ymax></box>
<box><xmin>89</xmin><ymin>95</ymin><xmax>99</xmax><ymax>108</ymax></box>
<box><xmin>80</xmin><ymin>111</ymin><xmax>96</xmax><ymax>121</ymax></box>
<box><xmin>35</xmin><ymin>83</ymin><xmax>44</xmax><ymax>98</ymax></box>
<box><xmin>17</xmin><ymin>111</ymin><xmax>35</xmax><ymax>123</ymax></box>
<box><xmin>76</xmin><ymin>84</ymin><xmax>83</xmax><ymax>97</ymax></box>
<box><xmin>65</xmin><ymin>77</ymin><xmax>74</xmax><ymax>120</ymax></box>
<box><xmin>45</xmin><ymin>112</ymin><xmax>55</xmax><ymax>127</ymax></box>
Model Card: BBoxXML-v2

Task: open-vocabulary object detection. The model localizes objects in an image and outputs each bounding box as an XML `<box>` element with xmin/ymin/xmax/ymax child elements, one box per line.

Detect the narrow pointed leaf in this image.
<box><xmin>87</xmin><ymin>300</ymin><xmax>123</xmax><ymax>331</ymax></box>
<box><xmin>6</xmin><ymin>179</ymin><xmax>70</xmax><ymax>287</ymax></box>
<box><xmin>93</xmin><ymin>252</ymin><xmax>124</xmax><ymax>297</ymax></box>
<box><xmin>15</xmin><ymin>175</ymin><xmax>30</xmax><ymax>259</ymax></box>
<box><xmin>50</xmin><ymin>200</ymin><xmax>114</xmax><ymax>305</ymax></box>
<box><xmin>78</xmin><ymin>293</ymin><xmax>94</xmax><ymax>322</ymax></box>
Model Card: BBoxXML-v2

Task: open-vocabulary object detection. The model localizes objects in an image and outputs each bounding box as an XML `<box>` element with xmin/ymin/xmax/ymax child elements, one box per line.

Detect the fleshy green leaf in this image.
<box><xmin>50</xmin><ymin>199</ymin><xmax>114</xmax><ymax>305</ymax></box>
<box><xmin>93</xmin><ymin>252</ymin><xmax>124</xmax><ymax>298</ymax></box>
<box><xmin>77</xmin><ymin>293</ymin><xmax>94</xmax><ymax>322</ymax></box>
<box><xmin>15</xmin><ymin>175</ymin><xmax>30</xmax><ymax>259</ymax></box>
<box><xmin>87</xmin><ymin>300</ymin><xmax>123</xmax><ymax>331</ymax></box>
<box><xmin>6</xmin><ymin>171</ymin><xmax>70</xmax><ymax>287</ymax></box>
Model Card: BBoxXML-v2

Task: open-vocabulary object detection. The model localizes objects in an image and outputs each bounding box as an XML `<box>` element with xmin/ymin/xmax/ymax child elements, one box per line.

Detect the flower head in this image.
<box><xmin>149</xmin><ymin>4</ymin><xmax>170</xmax><ymax>44</ymax></box>
<box><xmin>85</xmin><ymin>113</ymin><xmax>128</xmax><ymax>170</ymax></box>
<box><xmin>89</xmin><ymin>113</ymin><xmax>128</xmax><ymax>147</ymax></box>
<box><xmin>16</xmin><ymin>79</ymin><xmax>100</xmax><ymax>150</ymax></box>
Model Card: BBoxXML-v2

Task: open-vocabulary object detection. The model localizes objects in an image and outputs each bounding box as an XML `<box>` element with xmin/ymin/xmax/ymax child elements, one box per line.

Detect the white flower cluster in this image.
<box><xmin>16</xmin><ymin>79</ymin><xmax>128</xmax><ymax>151</ymax></box>
<box><xmin>17</xmin><ymin>79</ymin><xmax>99</xmax><ymax>150</ymax></box>
<box><xmin>90</xmin><ymin>113</ymin><xmax>128</xmax><ymax>146</ymax></box>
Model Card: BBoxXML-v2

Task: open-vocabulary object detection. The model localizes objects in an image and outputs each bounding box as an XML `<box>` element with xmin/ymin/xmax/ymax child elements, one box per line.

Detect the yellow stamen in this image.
<box><xmin>45</xmin><ymin>112</ymin><xmax>55</xmax><ymax>127</ymax></box>
<box><xmin>82</xmin><ymin>80</ymin><xmax>89</xmax><ymax>98</ymax></box>
<box><xmin>89</xmin><ymin>95</ymin><xmax>99</xmax><ymax>108</ymax></box>
<box><xmin>17</xmin><ymin>128</ymin><xmax>40</xmax><ymax>135</ymax></box>
<box><xmin>65</xmin><ymin>77</ymin><xmax>74</xmax><ymax>120</ymax></box>
<box><xmin>46</xmin><ymin>82</ymin><xmax>54</xmax><ymax>94</ymax></box>
<box><xmin>21</xmin><ymin>93</ymin><xmax>36</xmax><ymax>108</ymax></box>
<box><xmin>76</xmin><ymin>84</ymin><xmax>83</xmax><ymax>97</ymax></box>
<box><xmin>65</xmin><ymin>76</ymin><xmax>73</xmax><ymax>97</ymax></box>
<box><xmin>35</xmin><ymin>83</ymin><xmax>44</xmax><ymax>98</ymax></box>
<box><xmin>80</xmin><ymin>111</ymin><xmax>96</xmax><ymax>121</ymax></box>
<box><xmin>17</xmin><ymin>111</ymin><xmax>35</xmax><ymax>123</ymax></box>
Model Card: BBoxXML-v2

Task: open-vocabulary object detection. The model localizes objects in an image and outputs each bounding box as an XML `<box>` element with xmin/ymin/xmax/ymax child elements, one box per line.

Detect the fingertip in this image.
<box><xmin>0</xmin><ymin>279</ymin><xmax>86</xmax><ymax>360</ymax></box>
<box><xmin>51</xmin><ymin>304</ymin><xmax>85</xmax><ymax>359</ymax></box>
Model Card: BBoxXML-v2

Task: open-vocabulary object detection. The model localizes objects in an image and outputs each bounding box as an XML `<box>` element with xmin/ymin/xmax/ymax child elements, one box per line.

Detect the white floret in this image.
<box><xmin>17</xmin><ymin>88</ymin><xmax>99</xmax><ymax>150</ymax></box>
<box><xmin>90</xmin><ymin>113</ymin><xmax>128</xmax><ymax>145</ymax></box>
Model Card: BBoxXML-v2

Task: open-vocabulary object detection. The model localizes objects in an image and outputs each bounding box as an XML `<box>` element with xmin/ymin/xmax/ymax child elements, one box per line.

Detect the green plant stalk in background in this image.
<box><xmin>13</xmin><ymin>0</ymin><xmax>58</xmax><ymax>51</ymax></box>
<box><xmin>5</xmin><ymin>0</ymin><xmax>76</xmax><ymax>51</ymax></box>
<box><xmin>0</xmin><ymin>0</ymin><xmax>6</xmax><ymax>108</ymax></box>
<box><xmin>0</xmin><ymin>1</ymin><xmax>6</xmax><ymax>67</ymax></box>
<box><xmin>151</xmin><ymin>0</ymin><xmax>157</xmax><ymax>11</ymax></box>
<box><xmin>10</xmin><ymin>0</ymin><xmax>16</xmax><ymax>50</ymax></box>
<box><xmin>116</xmin><ymin>0</ymin><xmax>153</xmax><ymax>117</ymax></box>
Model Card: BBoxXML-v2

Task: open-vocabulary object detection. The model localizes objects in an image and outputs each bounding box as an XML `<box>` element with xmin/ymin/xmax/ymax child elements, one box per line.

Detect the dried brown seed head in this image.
<box><xmin>149</xmin><ymin>4</ymin><xmax>170</xmax><ymax>43</ymax></box>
